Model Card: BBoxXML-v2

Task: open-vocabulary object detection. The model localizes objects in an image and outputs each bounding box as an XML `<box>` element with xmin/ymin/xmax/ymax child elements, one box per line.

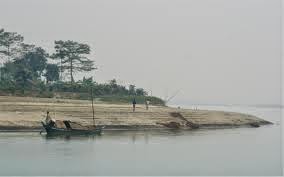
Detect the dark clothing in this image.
<box><xmin>49</xmin><ymin>120</ymin><xmax>55</xmax><ymax>127</ymax></box>
<box><xmin>132</xmin><ymin>99</ymin><xmax>136</xmax><ymax>112</ymax></box>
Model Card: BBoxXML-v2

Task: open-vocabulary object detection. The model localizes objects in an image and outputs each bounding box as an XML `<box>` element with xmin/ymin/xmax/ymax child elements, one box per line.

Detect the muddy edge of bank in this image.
<box><xmin>0</xmin><ymin>122</ymin><xmax>273</xmax><ymax>132</ymax></box>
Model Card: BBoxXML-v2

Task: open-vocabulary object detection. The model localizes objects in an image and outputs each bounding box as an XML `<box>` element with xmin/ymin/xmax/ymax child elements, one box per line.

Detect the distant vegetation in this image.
<box><xmin>0</xmin><ymin>28</ymin><xmax>165</xmax><ymax>106</ymax></box>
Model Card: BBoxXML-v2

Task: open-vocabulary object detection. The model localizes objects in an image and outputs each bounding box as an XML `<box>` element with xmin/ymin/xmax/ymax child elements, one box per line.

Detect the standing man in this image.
<box><xmin>145</xmin><ymin>100</ymin><xmax>150</xmax><ymax>110</ymax></box>
<box><xmin>132</xmin><ymin>98</ymin><xmax>137</xmax><ymax>112</ymax></box>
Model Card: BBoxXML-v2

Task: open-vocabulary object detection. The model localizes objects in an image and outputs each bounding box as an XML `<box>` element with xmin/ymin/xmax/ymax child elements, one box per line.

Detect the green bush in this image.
<box><xmin>99</xmin><ymin>95</ymin><xmax>165</xmax><ymax>106</ymax></box>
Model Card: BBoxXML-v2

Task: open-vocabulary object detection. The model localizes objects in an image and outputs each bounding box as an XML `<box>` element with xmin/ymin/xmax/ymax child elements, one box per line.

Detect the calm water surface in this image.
<box><xmin>0</xmin><ymin>106</ymin><xmax>281</xmax><ymax>176</ymax></box>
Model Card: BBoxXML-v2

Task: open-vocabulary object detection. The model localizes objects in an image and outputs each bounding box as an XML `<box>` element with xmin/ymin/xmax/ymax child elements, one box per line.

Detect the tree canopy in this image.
<box><xmin>0</xmin><ymin>29</ymin><xmax>24</xmax><ymax>61</ymax></box>
<box><xmin>0</xmin><ymin>28</ymin><xmax>165</xmax><ymax>105</ymax></box>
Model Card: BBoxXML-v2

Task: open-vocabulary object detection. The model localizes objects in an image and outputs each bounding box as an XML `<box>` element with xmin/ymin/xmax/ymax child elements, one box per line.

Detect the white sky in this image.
<box><xmin>0</xmin><ymin>0</ymin><xmax>281</xmax><ymax>105</ymax></box>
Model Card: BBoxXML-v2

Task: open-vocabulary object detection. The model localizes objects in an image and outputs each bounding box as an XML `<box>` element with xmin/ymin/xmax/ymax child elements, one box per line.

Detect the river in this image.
<box><xmin>0</xmin><ymin>105</ymin><xmax>282</xmax><ymax>176</ymax></box>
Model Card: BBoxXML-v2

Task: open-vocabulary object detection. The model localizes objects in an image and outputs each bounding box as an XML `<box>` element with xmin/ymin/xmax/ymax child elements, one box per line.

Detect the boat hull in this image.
<box><xmin>41</xmin><ymin>122</ymin><xmax>102</xmax><ymax>135</ymax></box>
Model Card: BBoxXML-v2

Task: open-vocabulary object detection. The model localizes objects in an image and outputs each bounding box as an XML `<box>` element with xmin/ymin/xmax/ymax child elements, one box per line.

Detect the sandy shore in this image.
<box><xmin>0</xmin><ymin>96</ymin><xmax>272</xmax><ymax>131</ymax></box>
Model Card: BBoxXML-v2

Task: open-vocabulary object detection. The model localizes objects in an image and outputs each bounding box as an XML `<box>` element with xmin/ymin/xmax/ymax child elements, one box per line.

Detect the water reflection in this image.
<box><xmin>41</xmin><ymin>129</ymin><xmax>194</xmax><ymax>143</ymax></box>
<box><xmin>42</xmin><ymin>133</ymin><xmax>102</xmax><ymax>141</ymax></box>
<box><xmin>0</xmin><ymin>126</ymin><xmax>281</xmax><ymax>175</ymax></box>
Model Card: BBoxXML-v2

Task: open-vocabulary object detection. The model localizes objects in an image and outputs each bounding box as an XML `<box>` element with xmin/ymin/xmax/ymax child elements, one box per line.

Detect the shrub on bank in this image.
<box><xmin>99</xmin><ymin>95</ymin><xmax>165</xmax><ymax>106</ymax></box>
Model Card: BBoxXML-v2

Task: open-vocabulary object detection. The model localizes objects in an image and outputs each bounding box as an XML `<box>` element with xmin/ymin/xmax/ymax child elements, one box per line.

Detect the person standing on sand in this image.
<box><xmin>132</xmin><ymin>98</ymin><xmax>137</xmax><ymax>112</ymax></box>
<box><xmin>145</xmin><ymin>100</ymin><xmax>150</xmax><ymax>110</ymax></box>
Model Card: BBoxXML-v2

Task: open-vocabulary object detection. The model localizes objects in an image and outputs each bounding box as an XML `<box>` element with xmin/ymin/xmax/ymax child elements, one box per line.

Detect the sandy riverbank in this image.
<box><xmin>0</xmin><ymin>96</ymin><xmax>272</xmax><ymax>131</ymax></box>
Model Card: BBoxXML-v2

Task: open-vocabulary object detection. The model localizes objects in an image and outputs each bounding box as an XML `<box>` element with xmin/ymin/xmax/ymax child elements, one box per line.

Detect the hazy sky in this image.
<box><xmin>0</xmin><ymin>0</ymin><xmax>281</xmax><ymax>105</ymax></box>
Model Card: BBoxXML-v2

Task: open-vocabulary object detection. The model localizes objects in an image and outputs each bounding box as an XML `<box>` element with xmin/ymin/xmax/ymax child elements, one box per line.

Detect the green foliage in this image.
<box><xmin>99</xmin><ymin>95</ymin><xmax>165</xmax><ymax>106</ymax></box>
<box><xmin>0</xmin><ymin>29</ymin><xmax>24</xmax><ymax>60</ymax></box>
<box><xmin>129</xmin><ymin>84</ymin><xmax>135</xmax><ymax>95</ymax></box>
<box><xmin>0</xmin><ymin>61</ymin><xmax>16</xmax><ymax>80</ymax></box>
<box><xmin>0</xmin><ymin>78</ymin><xmax>15</xmax><ymax>93</ymax></box>
<box><xmin>136</xmin><ymin>88</ymin><xmax>147</xmax><ymax>96</ymax></box>
<box><xmin>45</xmin><ymin>64</ymin><xmax>59</xmax><ymax>83</ymax></box>
<box><xmin>14</xmin><ymin>47</ymin><xmax>48</xmax><ymax>79</ymax></box>
<box><xmin>14</xmin><ymin>64</ymin><xmax>33</xmax><ymax>93</ymax></box>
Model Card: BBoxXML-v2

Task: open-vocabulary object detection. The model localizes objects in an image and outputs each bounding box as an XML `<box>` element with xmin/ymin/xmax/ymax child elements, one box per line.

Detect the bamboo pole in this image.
<box><xmin>91</xmin><ymin>87</ymin><xmax>95</xmax><ymax>127</ymax></box>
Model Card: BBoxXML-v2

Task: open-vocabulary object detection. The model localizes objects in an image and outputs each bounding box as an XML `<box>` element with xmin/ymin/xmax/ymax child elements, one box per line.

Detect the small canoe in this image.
<box><xmin>41</xmin><ymin>121</ymin><xmax>103</xmax><ymax>135</ymax></box>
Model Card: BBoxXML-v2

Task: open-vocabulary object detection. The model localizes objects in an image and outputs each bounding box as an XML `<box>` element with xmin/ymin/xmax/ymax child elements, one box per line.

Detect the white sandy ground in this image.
<box><xmin>0</xmin><ymin>96</ymin><xmax>271</xmax><ymax>130</ymax></box>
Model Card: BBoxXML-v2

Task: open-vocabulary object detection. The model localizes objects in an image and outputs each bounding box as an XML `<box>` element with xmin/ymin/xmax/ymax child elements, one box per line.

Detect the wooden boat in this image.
<box><xmin>41</xmin><ymin>87</ymin><xmax>103</xmax><ymax>135</ymax></box>
<box><xmin>41</xmin><ymin>121</ymin><xmax>103</xmax><ymax>135</ymax></box>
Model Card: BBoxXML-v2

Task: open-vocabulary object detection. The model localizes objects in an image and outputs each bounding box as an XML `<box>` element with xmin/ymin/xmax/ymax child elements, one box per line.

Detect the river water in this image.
<box><xmin>0</xmin><ymin>105</ymin><xmax>282</xmax><ymax>176</ymax></box>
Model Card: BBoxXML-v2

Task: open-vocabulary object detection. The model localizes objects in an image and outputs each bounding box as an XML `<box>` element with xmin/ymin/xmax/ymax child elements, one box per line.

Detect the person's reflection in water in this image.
<box><xmin>131</xmin><ymin>133</ymin><xmax>136</xmax><ymax>143</ymax></box>
<box><xmin>144</xmin><ymin>132</ymin><xmax>149</xmax><ymax>144</ymax></box>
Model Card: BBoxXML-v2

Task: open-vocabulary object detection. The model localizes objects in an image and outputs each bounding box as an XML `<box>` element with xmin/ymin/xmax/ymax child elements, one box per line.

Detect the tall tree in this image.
<box><xmin>53</xmin><ymin>40</ymin><xmax>96</xmax><ymax>84</ymax></box>
<box><xmin>0</xmin><ymin>29</ymin><xmax>5</xmax><ymax>63</ymax></box>
<box><xmin>51</xmin><ymin>41</ymin><xmax>66</xmax><ymax>81</ymax></box>
<box><xmin>0</xmin><ymin>29</ymin><xmax>24</xmax><ymax>62</ymax></box>
<box><xmin>0</xmin><ymin>29</ymin><xmax>25</xmax><ymax>80</ymax></box>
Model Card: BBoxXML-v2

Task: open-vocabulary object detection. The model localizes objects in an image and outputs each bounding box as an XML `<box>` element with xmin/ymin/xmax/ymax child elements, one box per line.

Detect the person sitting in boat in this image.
<box><xmin>45</xmin><ymin>111</ymin><xmax>55</xmax><ymax>127</ymax></box>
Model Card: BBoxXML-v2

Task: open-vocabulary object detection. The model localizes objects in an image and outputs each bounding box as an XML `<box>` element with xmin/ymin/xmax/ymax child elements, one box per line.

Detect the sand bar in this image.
<box><xmin>0</xmin><ymin>96</ymin><xmax>272</xmax><ymax>131</ymax></box>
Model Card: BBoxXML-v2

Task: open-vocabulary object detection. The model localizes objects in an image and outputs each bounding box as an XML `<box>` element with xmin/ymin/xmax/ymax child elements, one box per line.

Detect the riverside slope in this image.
<box><xmin>0</xmin><ymin>96</ymin><xmax>272</xmax><ymax>131</ymax></box>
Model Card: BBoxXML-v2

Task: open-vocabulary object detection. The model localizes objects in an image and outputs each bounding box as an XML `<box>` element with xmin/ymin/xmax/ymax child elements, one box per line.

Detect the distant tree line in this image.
<box><xmin>0</xmin><ymin>28</ymin><xmax>164</xmax><ymax>104</ymax></box>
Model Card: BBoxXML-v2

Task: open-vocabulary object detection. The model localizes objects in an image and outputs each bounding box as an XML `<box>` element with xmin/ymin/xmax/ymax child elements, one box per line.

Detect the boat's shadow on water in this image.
<box><xmin>38</xmin><ymin>125</ymin><xmax>266</xmax><ymax>142</ymax></box>
<box><xmin>41</xmin><ymin>133</ymin><xmax>103</xmax><ymax>141</ymax></box>
<box><xmin>40</xmin><ymin>129</ymin><xmax>199</xmax><ymax>142</ymax></box>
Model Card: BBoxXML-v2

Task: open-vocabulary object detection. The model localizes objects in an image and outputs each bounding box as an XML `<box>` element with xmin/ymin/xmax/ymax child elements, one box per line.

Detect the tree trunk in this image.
<box><xmin>0</xmin><ymin>58</ymin><xmax>2</xmax><ymax>81</ymax></box>
<box><xmin>60</xmin><ymin>57</ymin><xmax>62</xmax><ymax>81</ymax></box>
<box><xmin>70</xmin><ymin>57</ymin><xmax>74</xmax><ymax>85</ymax></box>
<box><xmin>7</xmin><ymin>45</ymin><xmax>10</xmax><ymax>62</ymax></box>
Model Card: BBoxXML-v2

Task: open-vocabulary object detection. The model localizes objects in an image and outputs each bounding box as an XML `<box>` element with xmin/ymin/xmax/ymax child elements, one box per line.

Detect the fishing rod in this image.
<box><xmin>165</xmin><ymin>89</ymin><xmax>181</xmax><ymax>104</ymax></box>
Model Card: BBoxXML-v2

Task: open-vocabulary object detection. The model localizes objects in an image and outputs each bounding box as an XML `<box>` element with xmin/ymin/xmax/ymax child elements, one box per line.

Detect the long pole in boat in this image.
<box><xmin>91</xmin><ymin>87</ymin><xmax>95</xmax><ymax>127</ymax></box>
